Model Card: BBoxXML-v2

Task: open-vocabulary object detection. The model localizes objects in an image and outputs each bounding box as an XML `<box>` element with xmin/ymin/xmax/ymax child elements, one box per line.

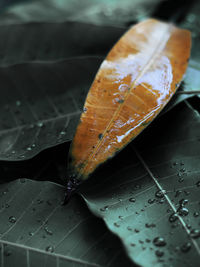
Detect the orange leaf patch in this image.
<box><xmin>69</xmin><ymin>19</ymin><xmax>191</xmax><ymax>181</ymax></box>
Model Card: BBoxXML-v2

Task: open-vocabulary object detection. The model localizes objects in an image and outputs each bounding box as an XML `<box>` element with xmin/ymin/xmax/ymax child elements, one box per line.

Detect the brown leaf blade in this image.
<box><xmin>69</xmin><ymin>19</ymin><xmax>191</xmax><ymax>181</ymax></box>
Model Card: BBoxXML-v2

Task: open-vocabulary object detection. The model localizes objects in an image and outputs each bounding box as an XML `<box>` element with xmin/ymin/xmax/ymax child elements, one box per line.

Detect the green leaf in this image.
<box><xmin>0</xmin><ymin>0</ymin><xmax>161</xmax><ymax>26</ymax></box>
<box><xmin>0</xmin><ymin>179</ymin><xmax>133</xmax><ymax>267</ymax></box>
<box><xmin>0</xmin><ymin>22</ymin><xmax>124</xmax><ymax>66</ymax></box>
<box><xmin>0</xmin><ymin>58</ymin><xmax>100</xmax><ymax>161</ymax></box>
<box><xmin>81</xmin><ymin>102</ymin><xmax>200</xmax><ymax>266</ymax></box>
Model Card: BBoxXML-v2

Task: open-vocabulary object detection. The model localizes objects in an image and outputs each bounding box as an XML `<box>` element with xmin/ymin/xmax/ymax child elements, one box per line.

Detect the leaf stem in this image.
<box><xmin>62</xmin><ymin>177</ymin><xmax>81</xmax><ymax>205</ymax></box>
<box><xmin>176</xmin><ymin>90</ymin><xmax>200</xmax><ymax>94</ymax></box>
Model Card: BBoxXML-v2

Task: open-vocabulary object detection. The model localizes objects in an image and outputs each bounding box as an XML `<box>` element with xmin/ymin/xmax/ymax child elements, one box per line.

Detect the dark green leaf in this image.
<box><xmin>0</xmin><ymin>58</ymin><xmax>101</xmax><ymax>161</ymax></box>
<box><xmin>81</xmin><ymin>102</ymin><xmax>200</xmax><ymax>266</ymax></box>
<box><xmin>0</xmin><ymin>179</ymin><xmax>133</xmax><ymax>267</ymax></box>
<box><xmin>0</xmin><ymin>22</ymin><xmax>124</xmax><ymax>66</ymax></box>
<box><xmin>0</xmin><ymin>0</ymin><xmax>161</xmax><ymax>26</ymax></box>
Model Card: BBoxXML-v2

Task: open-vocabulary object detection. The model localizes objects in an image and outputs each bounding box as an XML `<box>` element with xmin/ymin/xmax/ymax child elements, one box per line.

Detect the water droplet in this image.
<box><xmin>44</xmin><ymin>227</ymin><xmax>53</xmax><ymax>235</ymax></box>
<box><xmin>169</xmin><ymin>213</ymin><xmax>178</xmax><ymax>222</ymax></box>
<box><xmin>4</xmin><ymin>250</ymin><xmax>11</xmax><ymax>256</ymax></box>
<box><xmin>60</xmin><ymin>131</ymin><xmax>66</xmax><ymax>135</ymax></box>
<box><xmin>177</xmin><ymin>207</ymin><xmax>189</xmax><ymax>216</ymax></box>
<box><xmin>37</xmin><ymin>199</ymin><xmax>43</xmax><ymax>204</ymax></box>
<box><xmin>118</xmin><ymin>99</ymin><xmax>124</xmax><ymax>104</ymax></box>
<box><xmin>37</xmin><ymin>122</ymin><xmax>44</xmax><ymax>128</ymax></box>
<box><xmin>11</xmin><ymin>150</ymin><xmax>16</xmax><ymax>154</ymax></box>
<box><xmin>148</xmin><ymin>199</ymin><xmax>155</xmax><ymax>204</ymax></box>
<box><xmin>181</xmin><ymin>242</ymin><xmax>191</xmax><ymax>252</ymax></box>
<box><xmin>20</xmin><ymin>178</ymin><xmax>26</xmax><ymax>183</ymax></box>
<box><xmin>173</xmin><ymin>162</ymin><xmax>178</xmax><ymax>166</ymax></box>
<box><xmin>180</xmin><ymin>168</ymin><xmax>186</xmax><ymax>172</ymax></box>
<box><xmin>196</xmin><ymin>181</ymin><xmax>200</xmax><ymax>187</ymax></box>
<box><xmin>118</xmin><ymin>216</ymin><xmax>124</xmax><ymax>220</ymax></box>
<box><xmin>114</xmin><ymin>222</ymin><xmax>120</xmax><ymax>227</ymax></box>
<box><xmin>178</xmin><ymin>177</ymin><xmax>184</xmax><ymax>183</ymax></box>
<box><xmin>177</xmin><ymin>172</ymin><xmax>182</xmax><ymax>177</ymax></box>
<box><xmin>46</xmin><ymin>246</ymin><xmax>54</xmax><ymax>253</ymax></box>
<box><xmin>98</xmin><ymin>133</ymin><xmax>103</xmax><ymax>140</ymax></box>
<box><xmin>159</xmin><ymin>199</ymin><xmax>165</xmax><ymax>204</ymax></box>
<box><xmin>127</xmin><ymin>226</ymin><xmax>132</xmax><ymax>231</ymax></box>
<box><xmin>180</xmin><ymin>162</ymin><xmax>184</xmax><ymax>166</ymax></box>
<box><xmin>145</xmin><ymin>239</ymin><xmax>151</xmax><ymax>243</ymax></box>
<box><xmin>145</xmin><ymin>223</ymin><xmax>156</xmax><ymax>228</ymax></box>
<box><xmin>129</xmin><ymin>198</ymin><xmax>136</xmax><ymax>203</ymax></box>
<box><xmin>184</xmin><ymin>190</ymin><xmax>190</xmax><ymax>196</ymax></box>
<box><xmin>155</xmin><ymin>190</ymin><xmax>166</xmax><ymax>198</ymax></box>
<box><xmin>190</xmin><ymin>229</ymin><xmax>200</xmax><ymax>239</ymax></box>
<box><xmin>134</xmin><ymin>184</ymin><xmax>141</xmax><ymax>189</ymax></box>
<box><xmin>2</xmin><ymin>189</ymin><xmax>8</xmax><ymax>195</ymax></box>
<box><xmin>26</xmin><ymin>147</ymin><xmax>32</xmax><ymax>151</ymax></box>
<box><xmin>153</xmin><ymin>237</ymin><xmax>166</xmax><ymax>247</ymax></box>
<box><xmin>155</xmin><ymin>250</ymin><xmax>164</xmax><ymax>257</ymax></box>
<box><xmin>29</xmin><ymin>232</ymin><xmax>34</xmax><ymax>236</ymax></box>
<box><xmin>186</xmin><ymin>224</ymin><xmax>192</xmax><ymax>229</ymax></box>
<box><xmin>134</xmin><ymin>229</ymin><xmax>140</xmax><ymax>233</ymax></box>
<box><xmin>83</xmin><ymin>107</ymin><xmax>87</xmax><ymax>112</ymax></box>
<box><xmin>100</xmin><ymin>206</ymin><xmax>109</xmax><ymax>212</ymax></box>
<box><xmin>179</xmin><ymin>199</ymin><xmax>188</xmax><ymax>206</ymax></box>
<box><xmin>5</xmin><ymin>203</ymin><xmax>10</xmax><ymax>208</ymax></box>
<box><xmin>130</xmin><ymin>243</ymin><xmax>136</xmax><ymax>247</ymax></box>
<box><xmin>9</xmin><ymin>216</ymin><xmax>16</xmax><ymax>223</ymax></box>
<box><xmin>194</xmin><ymin>212</ymin><xmax>199</xmax><ymax>217</ymax></box>
<box><xmin>32</xmin><ymin>143</ymin><xmax>36</xmax><ymax>148</ymax></box>
<box><xmin>16</xmin><ymin>100</ymin><xmax>21</xmax><ymax>107</ymax></box>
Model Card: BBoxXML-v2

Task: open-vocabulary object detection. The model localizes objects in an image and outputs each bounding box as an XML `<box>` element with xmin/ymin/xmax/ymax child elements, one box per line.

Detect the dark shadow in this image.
<box><xmin>152</xmin><ymin>0</ymin><xmax>196</xmax><ymax>23</ymax></box>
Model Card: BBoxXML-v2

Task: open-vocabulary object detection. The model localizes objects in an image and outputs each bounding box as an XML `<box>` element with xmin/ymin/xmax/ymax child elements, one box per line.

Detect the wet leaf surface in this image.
<box><xmin>0</xmin><ymin>58</ymin><xmax>101</xmax><ymax>161</ymax></box>
<box><xmin>0</xmin><ymin>57</ymin><xmax>198</xmax><ymax>162</ymax></box>
<box><xmin>1</xmin><ymin>101</ymin><xmax>199</xmax><ymax>266</ymax></box>
<box><xmin>81</xmin><ymin>102</ymin><xmax>200</xmax><ymax>266</ymax></box>
<box><xmin>0</xmin><ymin>179</ymin><xmax>133</xmax><ymax>267</ymax></box>
<box><xmin>0</xmin><ymin>0</ymin><xmax>199</xmax><ymax>266</ymax></box>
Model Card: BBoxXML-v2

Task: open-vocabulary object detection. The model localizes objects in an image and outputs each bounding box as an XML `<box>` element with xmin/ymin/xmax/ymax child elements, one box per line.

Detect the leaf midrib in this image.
<box><xmin>78</xmin><ymin>22</ymin><xmax>172</xmax><ymax>177</ymax></box>
<box><xmin>0</xmin><ymin>239</ymin><xmax>102</xmax><ymax>267</ymax></box>
<box><xmin>0</xmin><ymin>110</ymin><xmax>81</xmax><ymax>135</ymax></box>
